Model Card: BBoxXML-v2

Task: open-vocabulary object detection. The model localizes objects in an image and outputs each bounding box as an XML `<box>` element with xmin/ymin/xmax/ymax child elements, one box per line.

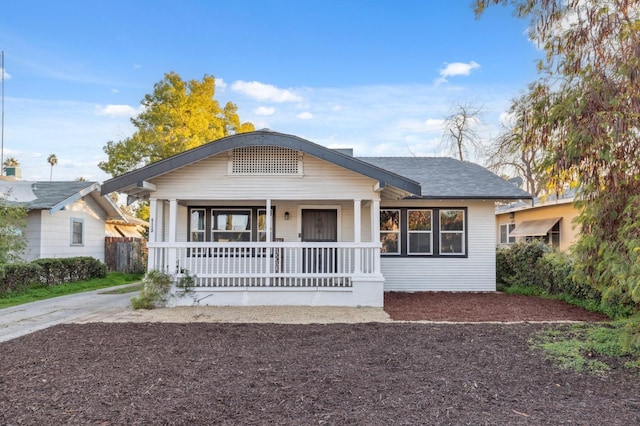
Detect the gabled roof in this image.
<box><xmin>101</xmin><ymin>130</ymin><xmax>422</xmax><ymax>197</ymax></box>
<box><xmin>359</xmin><ymin>157</ymin><xmax>532</xmax><ymax>200</ymax></box>
<box><xmin>100</xmin><ymin>130</ymin><xmax>532</xmax><ymax>201</ymax></box>
<box><xmin>0</xmin><ymin>180</ymin><xmax>125</xmax><ymax>220</ymax></box>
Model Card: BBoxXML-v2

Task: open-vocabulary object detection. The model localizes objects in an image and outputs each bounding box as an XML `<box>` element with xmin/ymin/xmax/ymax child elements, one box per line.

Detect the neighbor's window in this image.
<box><xmin>408</xmin><ymin>209</ymin><xmax>432</xmax><ymax>255</ymax></box>
<box><xmin>71</xmin><ymin>218</ymin><xmax>84</xmax><ymax>246</ymax></box>
<box><xmin>439</xmin><ymin>210</ymin><xmax>465</xmax><ymax>255</ymax></box>
<box><xmin>211</xmin><ymin>210</ymin><xmax>251</xmax><ymax>242</ymax></box>
<box><xmin>380</xmin><ymin>209</ymin><xmax>400</xmax><ymax>254</ymax></box>
<box><xmin>500</xmin><ymin>223</ymin><xmax>516</xmax><ymax>244</ymax></box>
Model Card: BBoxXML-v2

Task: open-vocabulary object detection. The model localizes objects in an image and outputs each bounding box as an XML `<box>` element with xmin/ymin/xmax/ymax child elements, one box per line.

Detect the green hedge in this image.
<box><xmin>497</xmin><ymin>241</ymin><xmax>636</xmax><ymax>318</ymax></box>
<box><xmin>0</xmin><ymin>256</ymin><xmax>107</xmax><ymax>296</ymax></box>
<box><xmin>0</xmin><ymin>263</ymin><xmax>44</xmax><ymax>294</ymax></box>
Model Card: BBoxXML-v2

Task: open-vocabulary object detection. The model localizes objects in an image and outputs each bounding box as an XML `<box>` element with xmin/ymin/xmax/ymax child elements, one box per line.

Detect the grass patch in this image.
<box><xmin>0</xmin><ymin>272</ymin><xmax>143</xmax><ymax>309</ymax></box>
<box><xmin>502</xmin><ymin>284</ymin><xmax>634</xmax><ymax>319</ymax></box>
<box><xmin>529</xmin><ymin>322</ymin><xmax>639</xmax><ymax>374</ymax></box>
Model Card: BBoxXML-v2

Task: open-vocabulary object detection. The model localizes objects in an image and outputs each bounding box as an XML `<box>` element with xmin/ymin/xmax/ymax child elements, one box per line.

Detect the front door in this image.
<box><xmin>301</xmin><ymin>209</ymin><xmax>338</xmax><ymax>273</ymax></box>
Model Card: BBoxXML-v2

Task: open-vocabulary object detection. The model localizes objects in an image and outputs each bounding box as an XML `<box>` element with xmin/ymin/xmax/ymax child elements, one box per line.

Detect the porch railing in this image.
<box><xmin>147</xmin><ymin>242</ymin><xmax>381</xmax><ymax>288</ymax></box>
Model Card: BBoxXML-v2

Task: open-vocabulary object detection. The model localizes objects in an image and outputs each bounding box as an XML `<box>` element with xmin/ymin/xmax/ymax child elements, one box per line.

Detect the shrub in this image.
<box><xmin>497</xmin><ymin>240</ymin><xmax>551</xmax><ymax>289</ymax></box>
<box><xmin>0</xmin><ymin>263</ymin><xmax>44</xmax><ymax>295</ymax></box>
<box><xmin>33</xmin><ymin>257</ymin><xmax>106</xmax><ymax>285</ymax></box>
<box><xmin>131</xmin><ymin>270</ymin><xmax>172</xmax><ymax>310</ymax></box>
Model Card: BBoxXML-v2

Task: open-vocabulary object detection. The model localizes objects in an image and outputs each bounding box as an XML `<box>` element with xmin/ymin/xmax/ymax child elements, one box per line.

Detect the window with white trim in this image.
<box><xmin>190</xmin><ymin>209</ymin><xmax>206</xmax><ymax>242</ymax></box>
<box><xmin>439</xmin><ymin>210</ymin><xmax>465</xmax><ymax>255</ymax></box>
<box><xmin>408</xmin><ymin>209</ymin><xmax>432</xmax><ymax>254</ymax></box>
<box><xmin>211</xmin><ymin>210</ymin><xmax>251</xmax><ymax>242</ymax></box>
<box><xmin>380</xmin><ymin>209</ymin><xmax>400</xmax><ymax>254</ymax></box>
<box><xmin>500</xmin><ymin>223</ymin><xmax>516</xmax><ymax>244</ymax></box>
<box><xmin>71</xmin><ymin>218</ymin><xmax>84</xmax><ymax>246</ymax></box>
<box><xmin>380</xmin><ymin>207</ymin><xmax>467</xmax><ymax>257</ymax></box>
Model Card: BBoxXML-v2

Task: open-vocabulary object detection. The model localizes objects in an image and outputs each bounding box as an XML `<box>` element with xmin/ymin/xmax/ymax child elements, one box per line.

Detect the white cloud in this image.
<box><xmin>215</xmin><ymin>78</ymin><xmax>227</xmax><ymax>91</ymax></box>
<box><xmin>111</xmin><ymin>88</ymin><xmax>120</xmax><ymax>94</ymax></box>
<box><xmin>435</xmin><ymin>61</ymin><xmax>480</xmax><ymax>85</ymax></box>
<box><xmin>296</xmin><ymin>111</ymin><xmax>313</xmax><ymax>120</ymax></box>
<box><xmin>231</xmin><ymin>80</ymin><xmax>302</xmax><ymax>103</ymax></box>
<box><xmin>133</xmin><ymin>63</ymin><xmax>142</xmax><ymax>69</ymax></box>
<box><xmin>397</xmin><ymin>117</ymin><xmax>445</xmax><ymax>133</ymax></box>
<box><xmin>254</xmin><ymin>106</ymin><xmax>275</xmax><ymax>116</ymax></box>
<box><xmin>1</xmin><ymin>68</ymin><xmax>11</xmax><ymax>80</ymax></box>
<box><xmin>95</xmin><ymin>104</ymin><xmax>142</xmax><ymax>117</ymax></box>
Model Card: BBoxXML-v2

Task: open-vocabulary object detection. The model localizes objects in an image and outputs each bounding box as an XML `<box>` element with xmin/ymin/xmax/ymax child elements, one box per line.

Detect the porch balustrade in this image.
<box><xmin>147</xmin><ymin>242</ymin><xmax>381</xmax><ymax>288</ymax></box>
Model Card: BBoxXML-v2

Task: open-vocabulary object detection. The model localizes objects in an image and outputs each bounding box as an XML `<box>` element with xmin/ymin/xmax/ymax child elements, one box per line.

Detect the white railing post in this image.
<box><xmin>265</xmin><ymin>199</ymin><xmax>271</xmax><ymax>286</ymax></box>
<box><xmin>354</xmin><ymin>199</ymin><xmax>362</xmax><ymax>275</ymax></box>
<box><xmin>167</xmin><ymin>199</ymin><xmax>178</xmax><ymax>275</ymax></box>
<box><xmin>147</xmin><ymin>198</ymin><xmax>157</xmax><ymax>272</ymax></box>
<box><xmin>371</xmin><ymin>199</ymin><xmax>381</xmax><ymax>274</ymax></box>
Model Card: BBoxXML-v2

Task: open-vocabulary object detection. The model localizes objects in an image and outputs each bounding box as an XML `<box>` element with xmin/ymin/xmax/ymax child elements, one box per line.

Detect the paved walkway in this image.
<box><xmin>0</xmin><ymin>284</ymin><xmax>140</xmax><ymax>342</ymax></box>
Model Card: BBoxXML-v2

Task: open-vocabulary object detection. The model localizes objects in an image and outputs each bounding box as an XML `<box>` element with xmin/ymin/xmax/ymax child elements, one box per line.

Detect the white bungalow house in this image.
<box><xmin>0</xmin><ymin>179</ymin><xmax>125</xmax><ymax>262</ymax></box>
<box><xmin>101</xmin><ymin>131</ymin><xmax>532</xmax><ymax>307</ymax></box>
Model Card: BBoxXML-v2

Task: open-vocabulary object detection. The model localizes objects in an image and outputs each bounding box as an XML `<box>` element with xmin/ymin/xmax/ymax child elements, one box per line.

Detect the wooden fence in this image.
<box><xmin>105</xmin><ymin>237</ymin><xmax>147</xmax><ymax>273</ymax></box>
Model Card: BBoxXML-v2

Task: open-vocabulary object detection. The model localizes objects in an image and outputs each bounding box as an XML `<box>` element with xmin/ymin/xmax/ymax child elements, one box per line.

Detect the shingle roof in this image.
<box><xmin>0</xmin><ymin>181</ymin><xmax>99</xmax><ymax>209</ymax></box>
<box><xmin>0</xmin><ymin>180</ymin><xmax>125</xmax><ymax>220</ymax></box>
<box><xmin>358</xmin><ymin>157</ymin><xmax>532</xmax><ymax>199</ymax></box>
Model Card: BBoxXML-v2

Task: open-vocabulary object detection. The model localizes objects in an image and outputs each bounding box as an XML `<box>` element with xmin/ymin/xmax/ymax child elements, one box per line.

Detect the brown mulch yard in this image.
<box><xmin>0</xmin><ymin>293</ymin><xmax>636</xmax><ymax>424</ymax></box>
<box><xmin>384</xmin><ymin>291</ymin><xmax>610</xmax><ymax>322</ymax></box>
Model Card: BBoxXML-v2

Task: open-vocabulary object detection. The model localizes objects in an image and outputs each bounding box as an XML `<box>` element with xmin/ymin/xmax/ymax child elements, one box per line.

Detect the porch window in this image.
<box><xmin>408</xmin><ymin>209</ymin><xmax>432</xmax><ymax>254</ymax></box>
<box><xmin>190</xmin><ymin>209</ymin><xmax>206</xmax><ymax>242</ymax></box>
<box><xmin>439</xmin><ymin>210</ymin><xmax>465</xmax><ymax>255</ymax></box>
<box><xmin>500</xmin><ymin>223</ymin><xmax>516</xmax><ymax>244</ymax></box>
<box><xmin>212</xmin><ymin>210</ymin><xmax>251</xmax><ymax>242</ymax></box>
<box><xmin>380</xmin><ymin>209</ymin><xmax>400</xmax><ymax>254</ymax></box>
<box><xmin>257</xmin><ymin>209</ymin><xmax>275</xmax><ymax>242</ymax></box>
<box><xmin>188</xmin><ymin>207</ymin><xmax>275</xmax><ymax>242</ymax></box>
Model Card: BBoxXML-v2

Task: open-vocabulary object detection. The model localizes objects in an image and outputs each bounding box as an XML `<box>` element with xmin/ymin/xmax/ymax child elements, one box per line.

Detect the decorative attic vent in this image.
<box><xmin>230</xmin><ymin>146</ymin><xmax>301</xmax><ymax>175</ymax></box>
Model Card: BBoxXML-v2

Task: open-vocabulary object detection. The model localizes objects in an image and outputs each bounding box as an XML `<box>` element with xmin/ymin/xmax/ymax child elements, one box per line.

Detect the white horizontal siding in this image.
<box><xmin>152</xmin><ymin>154</ymin><xmax>378</xmax><ymax>201</ymax></box>
<box><xmin>381</xmin><ymin>200</ymin><xmax>497</xmax><ymax>292</ymax></box>
<box><xmin>36</xmin><ymin>197</ymin><xmax>108</xmax><ymax>262</ymax></box>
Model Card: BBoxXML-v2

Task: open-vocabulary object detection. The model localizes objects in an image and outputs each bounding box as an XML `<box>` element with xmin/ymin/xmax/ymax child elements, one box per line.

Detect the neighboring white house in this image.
<box><xmin>101</xmin><ymin>130</ymin><xmax>532</xmax><ymax>307</ymax></box>
<box><xmin>0</xmin><ymin>179</ymin><xmax>126</xmax><ymax>262</ymax></box>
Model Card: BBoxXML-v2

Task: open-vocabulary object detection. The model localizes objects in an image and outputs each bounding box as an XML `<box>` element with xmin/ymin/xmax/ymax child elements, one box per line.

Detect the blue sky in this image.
<box><xmin>0</xmin><ymin>0</ymin><xmax>541</xmax><ymax>182</ymax></box>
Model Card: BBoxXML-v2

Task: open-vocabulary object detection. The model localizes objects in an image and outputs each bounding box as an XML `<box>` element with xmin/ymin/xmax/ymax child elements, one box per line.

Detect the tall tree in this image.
<box><xmin>485</xmin><ymin>82</ymin><xmax>553</xmax><ymax>197</ymax></box>
<box><xmin>475</xmin><ymin>1</ymin><xmax>640</xmax><ymax>321</ymax></box>
<box><xmin>47</xmin><ymin>154</ymin><xmax>57</xmax><ymax>181</ymax></box>
<box><xmin>0</xmin><ymin>192</ymin><xmax>27</xmax><ymax>264</ymax></box>
<box><xmin>99</xmin><ymin>72</ymin><xmax>255</xmax><ymax>177</ymax></box>
<box><xmin>441</xmin><ymin>102</ymin><xmax>484</xmax><ymax>161</ymax></box>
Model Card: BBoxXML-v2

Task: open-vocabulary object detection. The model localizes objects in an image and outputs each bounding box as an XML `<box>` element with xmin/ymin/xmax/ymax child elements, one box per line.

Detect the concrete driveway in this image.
<box><xmin>0</xmin><ymin>284</ymin><xmax>140</xmax><ymax>342</ymax></box>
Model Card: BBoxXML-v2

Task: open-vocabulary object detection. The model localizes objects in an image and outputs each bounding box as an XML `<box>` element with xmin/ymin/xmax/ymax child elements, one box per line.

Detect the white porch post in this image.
<box><xmin>266</xmin><ymin>199</ymin><xmax>271</xmax><ymax>286</ymax></box>
<box><xmin>371</xmin><ymin>199</ymin><xmax>381</xmax><ymax>274</ymax></box>
<box><xmin>167</xmin><ymin>199</ymin><xmax>178</xmax><ymax>275</ymax></box>
<box><xmin>353</xmin><ymin>199</ymin><xmax>362</xmax><ymax>274</ymax></box>
<box><xmin>147</xmin><ymin>198</ymin><xmax>157</xmax><ymax>272</ymax></box>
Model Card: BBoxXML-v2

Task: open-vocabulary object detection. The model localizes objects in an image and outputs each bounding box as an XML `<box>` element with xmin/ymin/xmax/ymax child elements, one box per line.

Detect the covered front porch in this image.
<box><xmin>147</xmin><ymin>197</ymin><xmax>386</xmax><ymax>306</ymax></box>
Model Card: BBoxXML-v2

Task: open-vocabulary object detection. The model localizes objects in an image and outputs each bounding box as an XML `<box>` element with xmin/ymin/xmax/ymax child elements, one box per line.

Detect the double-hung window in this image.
<box><xmin>408</xmin><ymin>209</ymin><xmax>432</xmax><ymax>255</ymax></box>
<box><xmin>380</xmin><ymin>209</ymin><xmax>400</xmax><ymax>254</ymax></box>
<box><xmin>71</xmin><ymin>218</ymin><xmax>84</xmax><ymax>246</ymax></box>
<box><xmin>439</xmin><ymin>210</ymin><xmax>465</xmax><ymax>255</ymax></box>
<box><xmin>379</xmin><ymin>208</ymin><xmax>467</xmax><ymax>257</ymax></box>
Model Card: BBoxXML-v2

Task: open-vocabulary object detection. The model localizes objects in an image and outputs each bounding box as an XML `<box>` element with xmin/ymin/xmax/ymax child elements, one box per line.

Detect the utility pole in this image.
<box><xmin>1</xmin><ymin>50</ymin><xmax>4</xmax><ymax>175</ymax></box>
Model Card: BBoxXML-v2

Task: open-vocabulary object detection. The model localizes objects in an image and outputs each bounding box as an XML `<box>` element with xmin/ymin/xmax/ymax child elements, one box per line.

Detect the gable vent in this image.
<box><xmin>231</xmin><ymin>146</ymin><xmax>300</xmax><ymax>174</ymax></box>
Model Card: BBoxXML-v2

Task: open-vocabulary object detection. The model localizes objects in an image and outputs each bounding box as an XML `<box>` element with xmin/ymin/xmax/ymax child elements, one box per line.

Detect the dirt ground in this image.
<box><xmin>0</xmin><ymin>292</ymin><xmax>635</xmax><ymax>425</ymax></box>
